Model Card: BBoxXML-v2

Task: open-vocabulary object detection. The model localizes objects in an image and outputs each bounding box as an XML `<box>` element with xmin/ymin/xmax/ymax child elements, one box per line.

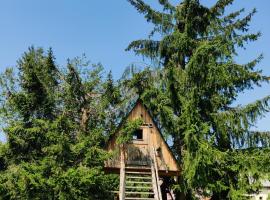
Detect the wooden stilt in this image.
<box><xmin>119</xmin><ymin>145</ymin><xmax>126</xmax><ymax>200</ymax></box>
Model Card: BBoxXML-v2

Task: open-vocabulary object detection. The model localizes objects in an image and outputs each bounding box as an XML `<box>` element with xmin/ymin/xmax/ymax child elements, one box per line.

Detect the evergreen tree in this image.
<box><xmin>104</xmin><ymin>71</ymin><xmax>120</xmax><ymax>107</ymax></box>
<box><xmin>126</xmin><ymin>0</ymin><xmax>270</xmax><ymax>199</ymax></box>
<box><xmin>102</xmin><ymin>71</ymin><xmax>121</xmax><ymax>132</ymax></box>
<box><xmin>0</xmin><ymin>48</ymin><xmax>117</xmax><ymax>199</ymax></box>
<box><xmin>44</xmin><ymin>48</ymin><xmax>59</xmax><ymax>89</ymax></box>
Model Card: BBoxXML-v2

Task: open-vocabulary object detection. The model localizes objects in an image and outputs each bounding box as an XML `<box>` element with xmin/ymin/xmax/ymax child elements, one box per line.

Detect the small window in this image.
<box><xmin>133</xmin><ymin>129</ymin><xmax>143</xmax><ymax>140</ymax></box>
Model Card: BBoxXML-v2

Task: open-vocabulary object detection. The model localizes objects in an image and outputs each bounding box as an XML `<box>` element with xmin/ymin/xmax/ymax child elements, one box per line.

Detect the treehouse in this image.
<box><xmin>105</xmin><ymin>100</ymin><xmax>180</xmax><ymax>200</ymax></box>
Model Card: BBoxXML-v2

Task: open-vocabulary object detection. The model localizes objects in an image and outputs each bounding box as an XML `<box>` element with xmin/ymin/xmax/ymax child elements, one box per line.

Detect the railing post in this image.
<box><xmin>151</xmin><ymin>161</ymin><xmax>159</xmax><ymax>200</ymax></box>
<box><xmin>153</xmin><ymin>147</ymin><xmax>163</xmax><ymax>200</ymax></box>
<box><xmin>119</xmin><ymin>145</ymin><xmax>126</xmax><ymax>200</ymax></box>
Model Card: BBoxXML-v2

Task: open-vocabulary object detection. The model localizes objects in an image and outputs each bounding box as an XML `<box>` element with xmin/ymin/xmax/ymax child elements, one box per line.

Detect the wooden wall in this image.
<box><xmin>105</xmin><ymin>101</ymin><xmax>180</xmax><ymax>176</ymax></box>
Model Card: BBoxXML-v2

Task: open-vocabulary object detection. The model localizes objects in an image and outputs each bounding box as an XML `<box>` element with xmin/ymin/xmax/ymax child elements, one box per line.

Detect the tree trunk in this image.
<box><xmin>80</xmin><ymin>107</ymin><xmax>91</xmax><ymax>131</ymax></box>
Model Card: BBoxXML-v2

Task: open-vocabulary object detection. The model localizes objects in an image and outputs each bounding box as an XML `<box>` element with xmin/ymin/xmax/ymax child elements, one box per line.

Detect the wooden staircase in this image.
<box><xmin>119</xmin><ymin>146</ymin><xmax>162</xmax><ymax>200</ymax></box>
<box><xmin>125</xmin><ymin>169</ymin><xmax>155</xmax><ymax>200</ymax></box>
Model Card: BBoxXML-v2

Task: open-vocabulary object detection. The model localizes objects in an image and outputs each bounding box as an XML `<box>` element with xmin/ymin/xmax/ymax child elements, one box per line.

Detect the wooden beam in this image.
<box><xmin>153</xmin><ymin>147</ymin><xmax>163</xmax><ymax>200</ymax></box>
<box><xmin>119</xmin><ymin>145</ymin><xmax>126</xmax><ymax>200</ymax></box>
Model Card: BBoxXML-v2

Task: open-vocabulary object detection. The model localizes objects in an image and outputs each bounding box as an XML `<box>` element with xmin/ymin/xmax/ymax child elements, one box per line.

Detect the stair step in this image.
<box><xmin>126</xmin><ymin>186</ymin><xmax>153</xmax><ymax>189</ymax></box>
<box><xmin>125</xmin><ymin>171</ymin><xmax>151</xmax><ymax>175</ymax></box>
<box><xmin>126</xmin><ymin>176</ymin><xmax>152</xmax><ymax>179</ymax></box>
<box><xmin>125</xmin><ymin>198</ymin><xmax>155</xmax><ymax>200</ymax></box>
<box><xmin>126</xmin><ymin>181</ymin><xmax>152</xmax><ymax>184</ymax></box>
<box><xmin>125</xmin><ymin>191</ymin><xmax>154</xmax><ymax>195</ymax></box>
<box><xmin>123</xmin><ymin>165</ymin><xmax>157</xmax><ymax>200</ymax></box>
<box><xmin>125</xmin><ymin>166</ymin><xmax>151</xmax><ymax>170</ymax></box>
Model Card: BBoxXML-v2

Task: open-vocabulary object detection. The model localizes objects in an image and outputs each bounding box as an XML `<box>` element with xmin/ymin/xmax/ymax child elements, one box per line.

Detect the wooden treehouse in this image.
<box><xmin>105</xmin><ymin>100</ymin><xmax>180</xmax><ymax>200</ymax></box>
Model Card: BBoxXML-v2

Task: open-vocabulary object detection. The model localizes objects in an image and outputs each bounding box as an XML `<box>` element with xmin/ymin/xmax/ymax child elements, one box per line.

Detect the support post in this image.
<box><xmin>119</xmin><ymin>145</ymin><xmax>126</xmax><ymax>200</ymax></box>
<box><xmin>151</xmin><ymin>162</ymin><xmax>159</xmax><ymax>200</ymax></box>
<box><xmin>153</xmin><ymin>147</ymin><xmax>163</xmax><ymax>200</ymax></box>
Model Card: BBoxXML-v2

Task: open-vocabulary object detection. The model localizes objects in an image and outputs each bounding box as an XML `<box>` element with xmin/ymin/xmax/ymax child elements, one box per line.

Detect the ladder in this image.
<box><xmin>125</xmin><ymin>169</ymin><xmax>155</xmax><ymax>200</ymax></box>
<box><xmin>119</xmin><ymin>147</ymin><xmax>162</xmax><ymax>200</ymax></box>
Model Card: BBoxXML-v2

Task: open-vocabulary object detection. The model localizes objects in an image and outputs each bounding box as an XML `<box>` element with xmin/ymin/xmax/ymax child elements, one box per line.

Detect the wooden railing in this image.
<box><xmin>151</xmin><ymin>147</ymin><xmax>163</xmax><ymax>200</ymax></box>
<box><xmin>118</xmin><ymin>145</ymin><xmax>163</xmax><ymax>200</ymax></box>
<box><xmin>119</xmin><ymin>145</ymin><xmax>126</xmax><ymax>200</ymax></box>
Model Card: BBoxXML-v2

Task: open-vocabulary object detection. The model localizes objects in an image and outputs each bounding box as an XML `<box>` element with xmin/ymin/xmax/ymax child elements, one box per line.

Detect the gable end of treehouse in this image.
<box><xmin>105</xmin><ymin>99</ymin><xmax>180</xmax><ymax>176</ymax></box>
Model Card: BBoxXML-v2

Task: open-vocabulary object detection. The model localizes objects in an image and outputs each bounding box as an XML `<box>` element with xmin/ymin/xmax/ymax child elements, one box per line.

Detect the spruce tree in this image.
<box><xmin>102</xmin><ymin>71</ymin><xmax>121</xmax><ymax>132</ymax></box>
<box><xmin>0</xmin><ymin>48</ymin><xmax>117</xmax><ymax>199</ymax></box>
<box><xmin>126</xmin><ymin>0</ymin><xmax>270</xmax><ymax>199</ymax></box>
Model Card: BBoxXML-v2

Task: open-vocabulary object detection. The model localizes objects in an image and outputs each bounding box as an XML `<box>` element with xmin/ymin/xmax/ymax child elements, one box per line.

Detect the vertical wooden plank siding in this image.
<box><xmin>106</xmin><ymin>101</ymin><xmax>180</xmax><ymax>174</ymax></box>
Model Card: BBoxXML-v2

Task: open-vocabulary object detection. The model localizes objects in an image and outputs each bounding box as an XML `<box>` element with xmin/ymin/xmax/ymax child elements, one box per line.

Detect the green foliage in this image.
<box><xmin>126</xmin><ymin>0</ymin><xmax>270</xmax><ymax>199</ymax></box>
<box><xmin>116</xmin><ymin>118</ymin><xmax>143</xmax><ymax>144</ymax></box>
<box><xmin>1</xmin><ymin>1</ymin><xmax>269</xmax><ymax>199</ymax></box>
<box><xmin>102</xmin><ymin>71</ymin><xmax>122</xmax><ymax>133</ymax></box>
<box><xmin>0</xmin><ymin>48</ymin><xmax>120</xmax><ymax>199</ymax></box>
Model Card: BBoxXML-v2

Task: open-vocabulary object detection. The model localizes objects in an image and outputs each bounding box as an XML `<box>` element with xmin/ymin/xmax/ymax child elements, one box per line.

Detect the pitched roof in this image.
<box><xmin>108</xmin><ymin>98</ymin><xmax>180</xmax><ymax>171</ymax></box>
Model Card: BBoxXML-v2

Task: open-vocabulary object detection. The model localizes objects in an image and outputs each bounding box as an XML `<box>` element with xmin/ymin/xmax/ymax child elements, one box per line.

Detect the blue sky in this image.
<box><xmin>0</xmin><ymin>0</ymin><xmax>269</xmax><ymax>141</ymax></box>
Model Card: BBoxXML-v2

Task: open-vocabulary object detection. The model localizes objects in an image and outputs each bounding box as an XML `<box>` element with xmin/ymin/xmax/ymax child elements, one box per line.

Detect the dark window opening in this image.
<box><xmin>133</xmin><ymin>129</ymin><xmax>143</xmax><ymax>140</ymax></box>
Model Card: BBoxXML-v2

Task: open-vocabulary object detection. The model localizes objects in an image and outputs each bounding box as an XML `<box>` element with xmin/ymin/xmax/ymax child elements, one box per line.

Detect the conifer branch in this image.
<box><xmin>211</xmin><ymin>0</ymin><xmax>234</xmax><ymax>16</ymax></box>
<box><xmin>214</xmin><ymin>96</ymin><xmax>270</xmax><ymax>132</ymax></box>
<box><xmin>222</xmin><ymin>8</ymin><xmax>245</xmax><ymax>24</ymax></box>
<box><xmin>247</xmin><ymin>131</ymin><xmax>270</xmax><ymax>148</ymax></box>
<box><xmin>127</xmin><ymin>0</ymin><xmax>171</xmax><ymax>25</ymax></box>
<box><xmin>126</xmin><ymin>39</ymin><xmax>160</xmax><ymax>59</ymax></box>
<box><xmin>158</xmin><ymin>0</ymin><xmax>175</xmax><ymax>12</ymax></box>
